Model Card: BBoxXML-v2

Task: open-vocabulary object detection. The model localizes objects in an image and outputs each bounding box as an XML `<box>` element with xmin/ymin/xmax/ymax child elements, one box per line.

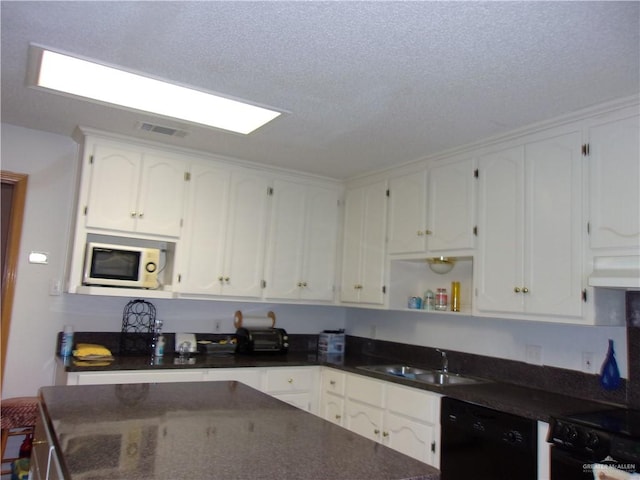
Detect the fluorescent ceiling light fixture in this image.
<box><xmin>35</xmin><ymin>48</ymin><xmax>281</xmax><ymax>134</ymax></box>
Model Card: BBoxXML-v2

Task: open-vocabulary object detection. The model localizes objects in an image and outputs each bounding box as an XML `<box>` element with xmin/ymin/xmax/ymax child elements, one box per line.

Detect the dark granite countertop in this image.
<box><xmin>59</xmin><ymin>349</ymin><xmax>612</xmax><ymax>423</ymax></box>
<box><xmin>39</xmin><ymin>381</ymin><xmax>439</xmax><ymax>480</ymax></box>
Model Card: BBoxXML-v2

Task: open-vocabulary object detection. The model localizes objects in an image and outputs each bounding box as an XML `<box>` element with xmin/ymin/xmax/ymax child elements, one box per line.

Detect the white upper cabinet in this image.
<box><xmin>177</xmin><ymin>163</ymin><xmax>269</xmax><ymax>298</ymax></box>
<box><xmin>586</xmin><ymin>111</ymin><xmax>640</xmax><ymax>251</ymax></box>
<box><xmin>475</xmin><ymin>129</ymin><xmax>584</xmax><ymax>319</ymax></box>
<box><xmin>341</xmin><ymin>180</ymin><xmax>388</xmax><ymax>305</ymax></box>
<box><xmin>264</xmin><ymin>179</ymin><xmax>340</xmax><ymax>301</ymax></box>
<box><xmin>387</xmin><ymin>157</ymin><xmax>475</xmax><ymax>257</ymax></box>
<box><xmin>84</xmin><ymin>140</ymin><xmax>187</xmax><ymax>237</ymax></box>
<box><xmin>426</xmin><ymin>156</ymin><xmax>476</xmax><ymax>255</ymax></box>
<box><xmin>387</xmin><ymin>170</ymin><xmax>428</xmax><ymax>255</ymax></box>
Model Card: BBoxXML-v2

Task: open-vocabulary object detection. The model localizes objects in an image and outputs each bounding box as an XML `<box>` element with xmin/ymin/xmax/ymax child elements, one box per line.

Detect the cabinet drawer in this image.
<box><xmin>346</xmin><ymin>374</ymin><xmax>384</xmax><ymax>406</ymax></box>
<box><xmin>204</xmin><ymin>368</ymin><xmax>263</xmax><ymax>390</ymax></box>
<box><xmin>264</xmin><ymin>368</ymin><xmax>312</xmax><ymax>393</ymax></box>
<box><xmin>385</xmin><ymin>383</ymin><xmax>440</xmax><ymax>423</ymax></box>
<box><xmin>70</xmin><ymin>369</ymin><xmax>206</xmax><ymax>385</ymax></box>
<box><xmin>321</xmin><ymin>368</ymin><xmax>346</xmax><ymax>396</ymax></box>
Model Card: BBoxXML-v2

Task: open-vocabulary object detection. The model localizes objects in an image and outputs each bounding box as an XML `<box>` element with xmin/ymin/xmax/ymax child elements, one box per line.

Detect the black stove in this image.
<box><xmin>548</xmin><ymin>407</ymin><xmax>640</xmax><ymax>479</ymax></box>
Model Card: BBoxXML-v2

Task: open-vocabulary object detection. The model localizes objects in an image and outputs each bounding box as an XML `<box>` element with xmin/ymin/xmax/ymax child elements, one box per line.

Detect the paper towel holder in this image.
<box><xmin>233</xmin><ymin>310</ymin><xmax>276</xmax><ymax>329</ymax></box>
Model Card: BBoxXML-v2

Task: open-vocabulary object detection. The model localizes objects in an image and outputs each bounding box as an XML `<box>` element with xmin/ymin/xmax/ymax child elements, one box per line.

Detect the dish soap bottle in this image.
<box><xmin>599</xmin><ymin>339</ymin><xmax>621</xmax><ymax>391</ymax></box>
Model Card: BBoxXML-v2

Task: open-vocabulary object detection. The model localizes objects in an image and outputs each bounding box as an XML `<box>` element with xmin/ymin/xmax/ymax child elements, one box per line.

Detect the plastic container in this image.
<box><xmin>154</xmin><ymin>335</ymin><xmax>165</xmax><ymax>357</ymax></box>
<box><xmin>423</xmin><ymin>290</ymin><xmax>435</xmax><ymax>311</ymax></box>
<box><xmin>60</xmin><ymin>325</ymin><xmax>74</xmax><ymax>357</ymax></box>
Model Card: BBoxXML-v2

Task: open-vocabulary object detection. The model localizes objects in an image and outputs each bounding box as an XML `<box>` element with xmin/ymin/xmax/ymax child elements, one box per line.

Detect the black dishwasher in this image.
<box><xmin>441</xmin><ymin>397</ymin><xmax>537</xmax><ymax>480</ymax></box>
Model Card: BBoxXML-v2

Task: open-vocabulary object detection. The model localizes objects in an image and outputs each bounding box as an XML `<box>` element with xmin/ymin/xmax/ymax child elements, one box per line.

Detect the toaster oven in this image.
<box><xmin>235</xmin><ymin>327</ymin><xmax>288</xmax><ymax>354</ymax></box>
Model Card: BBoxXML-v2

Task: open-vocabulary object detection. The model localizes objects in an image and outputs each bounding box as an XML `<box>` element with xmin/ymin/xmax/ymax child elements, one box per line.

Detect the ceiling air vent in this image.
<box><xmin>137</xmin><ymin>122</ymin><xmax>188</xmax><ymax>138</ymax></box>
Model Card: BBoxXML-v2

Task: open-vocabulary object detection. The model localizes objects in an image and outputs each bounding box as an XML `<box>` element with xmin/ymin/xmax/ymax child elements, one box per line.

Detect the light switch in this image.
<box><xmin>28</xmin><ymin>251</ymin><xmax>49</xmax><ymax>264</ymax></box>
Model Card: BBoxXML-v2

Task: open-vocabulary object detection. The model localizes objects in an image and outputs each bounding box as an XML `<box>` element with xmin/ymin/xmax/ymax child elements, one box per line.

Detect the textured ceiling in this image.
<box><xmin>2</xmin><ymin>1</ymin><xmax>639</xmax><ymax>179</ymax></box>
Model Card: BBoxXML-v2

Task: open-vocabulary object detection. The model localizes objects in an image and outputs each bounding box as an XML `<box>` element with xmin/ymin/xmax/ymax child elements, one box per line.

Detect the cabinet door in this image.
<box><xmin>178</xmin><ymin>163</ymin><xmax>230</xmax><ymax>294</ymax></box>
<box><xmin>387</xmin><ymin>171</ymin><xmax>427</xmax><ymax>254</ymax></box>
<box><xmin>524</xmin><ymin>131</ymin><xmax>583</xmax><ymax>317</ymax></box>
<box><xmin>264</xmin><ymin>180</ymin><xmax>307</xmax><ymax>299</ymax></box>
<box><xmin>359</xmin><ymin>181</ymin><xmax>388</xmax><ymax>304</ymax></box>
<box><xmin>475</xmin><ymin>146</ymin><xmax>525</xmax><ymax>314</ymax></box>
<box><xmin>85</xmin><ymin>142</ymin><xmax>141</xmax><ymax>232</ymax></box>
<box><xmin>221</xmin><ymin>171</ymin><xmax>269</xmax><ymax>297</ymax></box>
<box><xmin>384</xmin><ymin>411</ymin><xmax>436</xmax><ymax>465</ymax></box>
<box><xmin>135</xmin><ymin>153</ymin><xmax>186</xmax><ymax>237</ymax></box>
<box><xmin>301</xmin><ymin>185</ymin><xmax>340</xmax><ymax>301</ymax></box>
<box><xmin>322</xmin><ymin>393</ymin><xmax>345</xmax><ymax>426</ymax></box>
<box><xmin>427</xmin><ymin>157</ymin><xmax>475</xmax><ymax>253</ymax></box>
<box><xmin>340</xmin><ymin>186</ymin><xmax>366</xmax><ymax>303</ymax></box>
<box><xmin>345</xmin><ymin>399</ymin><xmax>385</xmax><ymax>442</ymax></box>
<box><xmin>588</xmin><ymin>113</ymin><xmax>640</xmax><ymax>250</ymax></box>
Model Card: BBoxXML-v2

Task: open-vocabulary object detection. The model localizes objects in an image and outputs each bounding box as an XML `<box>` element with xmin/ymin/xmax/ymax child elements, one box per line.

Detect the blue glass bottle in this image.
<box><xmin>599</xmin><ymin>339</ymin><xmax>621</xmax><ymax>391</ymax></box>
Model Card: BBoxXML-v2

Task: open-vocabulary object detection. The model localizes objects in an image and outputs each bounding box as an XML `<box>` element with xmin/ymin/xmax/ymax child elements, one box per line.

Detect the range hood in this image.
<box><xmin>588</xmin><ymin>256</ymin><xmax>640</xmax><ymax>289</ymax></box>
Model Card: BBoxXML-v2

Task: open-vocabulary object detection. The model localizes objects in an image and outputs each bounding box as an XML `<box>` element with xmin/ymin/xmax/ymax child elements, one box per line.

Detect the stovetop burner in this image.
<box><xmin>562</xmin><ymin>408</ymin><xmax>640</xmax><ymax>438</ymax></box>
<box><xmin>548</xmin><ymin>407</ymin><xmax>640</xmax><ymax>466</ymax></box>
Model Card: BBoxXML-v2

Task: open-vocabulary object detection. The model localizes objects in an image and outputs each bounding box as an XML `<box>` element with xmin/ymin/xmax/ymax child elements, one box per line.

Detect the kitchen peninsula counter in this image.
<box><xmin>38</xmin><ymin>381</ymin><xmax>439</xmax><ymax>480</ymax></box>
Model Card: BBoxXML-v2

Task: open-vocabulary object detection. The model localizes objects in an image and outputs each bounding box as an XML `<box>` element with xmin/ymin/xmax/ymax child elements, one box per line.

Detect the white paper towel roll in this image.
<box><xmin>234</xmin><ymin>311</ymin><xmax>276</xmax><ymax>329</ymax></box>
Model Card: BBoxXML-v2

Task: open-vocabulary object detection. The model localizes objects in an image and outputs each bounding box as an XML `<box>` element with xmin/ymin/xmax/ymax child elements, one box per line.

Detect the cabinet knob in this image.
<box><xmin>130</xmin><ymin>211</ymin><xmax>137</xmax><ymax>217</ymax></box>
<box><xmin>138</xmin><ymin>212</ymin><xmax>144</xmax><ymax>218</ymax></box>
<box><xmin>335</xmin><ymin>414</ymin><xmax>342</xmax><ymax>420</ymax></box>
<box><xmin>383</xmin><ymin>431</ymin><xmax>389</xmax><ymax>438</ymax></box>
<box><xmin>329</xmin><ymin>380</ymin><xmax>336</xmax><ymax>385</ymax></box>
<box><xmin>288</xmin><ymin>378</ymin><xmax>293</xmax><ymax>384</ymax></box>
<box><xmin>522</xmin><ymin>287</ymin><xmax>529</xmax><ymax>293</ymax></box>
<box><xmin>514</xmin><ymin>287</ymin><xmax>521</xmax><ymax>293</ymax></box>
<box><xmin>417</xmin><ymin>230</ymin><xmax>424</xmax><ymax>236</ymax></box>
<box><xmin>225</xmin><ymin>277</ymin><xmax>230</xmax><ymax>283</ymax></box>
<box><xmin>302</xmin><ymin>282</ymin><xmax>308</xmax><ymax>287</ymax></box>
<box><xmin>425</xmin><ymin>229</ymin><xmax>432</xmax><ymax>235</ymax></box>
<box><xmin>374</xmin><ymin>429</ymin><xmax>380</xmax><ymax>435</ymax></box>
<box><xmin>297</xmin><ymin>282</ymin><xmax>303</xmax><ymax>287</ymax></box>
<box><xmin>218</xmin><ymin>276</ymin><xmax>224</xmax><ymax>282</ymax></box>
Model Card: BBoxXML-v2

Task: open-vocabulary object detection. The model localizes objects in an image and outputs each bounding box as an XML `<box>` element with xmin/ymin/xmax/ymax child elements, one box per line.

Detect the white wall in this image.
<box><xmin>345</xmin><ymin>308</ymin><xmax>628</xmax><ymax>377</ymax></box>
<box><xmin>1</xmin><ymin>123</ymin><xmax>629</xmax><ymax>399</ymax></box>
<box><xmin>0</xmin><ymin>124</ymin><xmax>346</xmax><ymax>398</ymax></box>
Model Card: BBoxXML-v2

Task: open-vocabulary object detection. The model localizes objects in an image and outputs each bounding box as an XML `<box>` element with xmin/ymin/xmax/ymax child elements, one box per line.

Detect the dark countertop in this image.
<box><xmin>39</xmin><ymin>381</ymin><xmax>439</xmax><ymax>480</ymax></box>
<box><xmin>59</xmin><ymin>350</ymin><xmax>611</xmax><ymax>423</ymax></box>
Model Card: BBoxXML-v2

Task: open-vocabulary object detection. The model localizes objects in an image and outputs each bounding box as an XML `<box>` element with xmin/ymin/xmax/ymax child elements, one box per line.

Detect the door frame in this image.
<box><xmin>1</xmin><ymin>171</ymin><xmax>28</xmax><ymax>394</ymax></box>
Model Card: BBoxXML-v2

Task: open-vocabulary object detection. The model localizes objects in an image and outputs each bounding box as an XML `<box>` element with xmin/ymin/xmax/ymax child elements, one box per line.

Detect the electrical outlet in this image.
<box><xmin>525</xmin><ymin>344</ymin><xmax>543</xmax><ymax>365</ymax></box>
<box><xmin>582</xmin><ymin>352</ymin><xmax>595</xmax><ymax>373</ymax></box>
<box><xmin>49</xmin><ymin>278</ymin><xmax>62</xmax><ymax>296</ymax></box>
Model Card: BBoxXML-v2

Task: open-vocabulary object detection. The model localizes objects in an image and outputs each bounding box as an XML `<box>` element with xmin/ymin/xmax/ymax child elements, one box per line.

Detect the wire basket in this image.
<box><xmin>120</xmin><ymin>299</ymin><xmax>157</xmax><ymax>355</ymax></box>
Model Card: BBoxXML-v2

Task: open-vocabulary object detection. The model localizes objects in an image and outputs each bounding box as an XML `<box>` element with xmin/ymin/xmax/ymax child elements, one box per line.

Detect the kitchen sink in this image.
<box><xmin>357</xmin><ymin>364</ymin><xmax>488</xmax><ymax>386</ymax></box>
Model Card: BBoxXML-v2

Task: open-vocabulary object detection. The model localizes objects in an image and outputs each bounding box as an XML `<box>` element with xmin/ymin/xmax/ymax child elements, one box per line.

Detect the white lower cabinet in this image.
<box><xmin>30</xmin><ymin>404</ymin><xmax>63</xmax><ymax>480</ymax></box>
<box><xmin>263</xmin><ymin>367</ymin><xmax>319</xmax><ymax>413</ymax></box>
<box><xmin>320</xmin><ymin>368</ymin><xmax>347</xmax><ymax>426</ymax></box>
<box><xmin>59</xmin><ymin>366</ymin><xmax>320</xmax><ymax>414</ymax></box>
<box><xmin>321</xmin><ymin>368</ymin><xmax>441</xmax><ymax>468</ymax></box>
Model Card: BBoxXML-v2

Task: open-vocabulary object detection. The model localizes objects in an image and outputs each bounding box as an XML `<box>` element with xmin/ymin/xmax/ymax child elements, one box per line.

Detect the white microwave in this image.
<box><xmin>83</xmin><ymin>242</ymin><xmax>160</xmax><ymax>289</ymax></box>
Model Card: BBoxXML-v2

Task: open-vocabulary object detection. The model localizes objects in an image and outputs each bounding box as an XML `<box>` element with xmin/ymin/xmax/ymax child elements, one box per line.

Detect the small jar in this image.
<box><xmin>435</xmin><ymin>288</ymin><xmax>448</xmax><ymax>311</ymax></box>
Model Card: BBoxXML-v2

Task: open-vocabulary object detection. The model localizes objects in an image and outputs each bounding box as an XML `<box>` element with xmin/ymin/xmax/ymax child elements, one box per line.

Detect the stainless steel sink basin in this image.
<box><xmin>357</xmin><ymin>364</ymin><xmax>488</xmax><ymax>386</ymax></box>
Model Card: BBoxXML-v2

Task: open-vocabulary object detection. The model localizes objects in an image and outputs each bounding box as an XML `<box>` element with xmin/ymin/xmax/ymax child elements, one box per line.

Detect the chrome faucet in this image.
<box><xmin>436</xmin><ymin>349</ymin><xmax>448</xmax><ymax>373</ymax></box>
